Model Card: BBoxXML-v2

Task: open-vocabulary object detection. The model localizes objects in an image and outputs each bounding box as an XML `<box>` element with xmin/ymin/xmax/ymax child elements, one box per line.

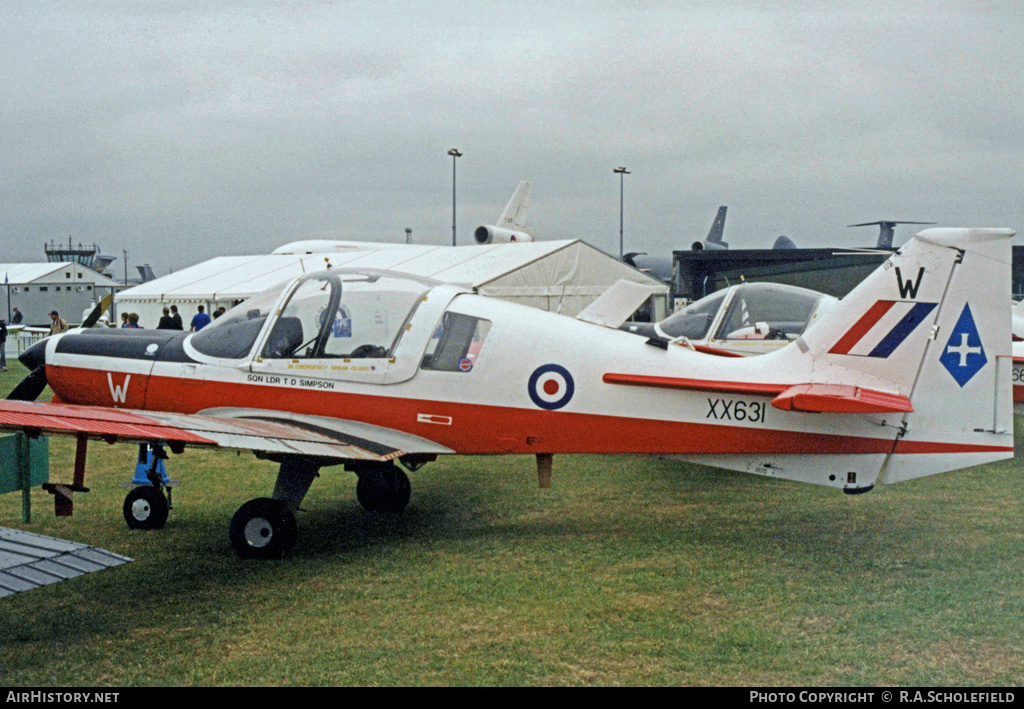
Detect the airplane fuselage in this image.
<box><xmin>41</xmin><ymin>288</ymin><xmax>986</xmax><ymax>468</ymax></box>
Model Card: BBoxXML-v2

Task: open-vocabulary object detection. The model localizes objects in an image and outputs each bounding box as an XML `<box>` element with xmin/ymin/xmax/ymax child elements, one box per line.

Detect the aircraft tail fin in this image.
<box><xmin>498</xmin><ymin>181</ymin><xmax>531</xmax><ymax>231</ymax></box>
<box><xmin>794</xmin><ymin>227</ymin><xmax>1014</xmax><ymax>482</ymax></box>
<box><xmin>692</xmin><ymin>206</ymin><xmax>728</xmax><ymax>250</ymax></box>
<box><xmin>706</xmin><ymin>206</ymin><xmax>727</xmax><ymax>245</ymax></box>
<box><xmin>475</xmin><ymin>182</ymin><xmax>534</xmax><ymax>244</ymax></box>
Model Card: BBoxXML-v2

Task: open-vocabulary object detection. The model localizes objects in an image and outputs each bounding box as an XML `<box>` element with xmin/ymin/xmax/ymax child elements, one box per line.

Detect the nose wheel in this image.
<box><xmin>123</xmin><ymin>485</ymin><xmax>170</xmax><ymax>530</ymax></box>
<box><xmin>229</xmin><ymin>498</ymin><xmax>298</xmax><ymax>559</ymax></box>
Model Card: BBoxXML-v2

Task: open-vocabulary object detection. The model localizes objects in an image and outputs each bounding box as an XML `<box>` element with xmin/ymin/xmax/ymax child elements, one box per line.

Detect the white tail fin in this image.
<box><xmin>794</xmin><ymin>227</ymin><xmax>1015</xmax><ymax>483</ymax></box>
<box><xmin>498</xmin><ymin>181</ymin><xmax>531</xmax><ymax>230</ymax></box>
<box><xmin>474</xmin><ymin>182</ymin><xmax>534</xmax><ymax>244</ymax></box>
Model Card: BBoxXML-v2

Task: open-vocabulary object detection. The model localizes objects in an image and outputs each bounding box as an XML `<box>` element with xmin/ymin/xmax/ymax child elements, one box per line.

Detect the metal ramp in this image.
<box><xmin>0</xmin><ymin>527</ymin><xmax>131</xmax><ymax>598</ymax></box>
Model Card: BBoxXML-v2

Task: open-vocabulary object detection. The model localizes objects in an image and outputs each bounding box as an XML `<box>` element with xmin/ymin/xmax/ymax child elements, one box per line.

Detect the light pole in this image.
<box><xmin>448</xmin><ymin>148</ymin><xmax>462</xmax><ymax>246</ymax></box>
<box><xmin>614</xmin><ymin>167</ymin><xmax>631</xmax><ymax>259</ymax></box>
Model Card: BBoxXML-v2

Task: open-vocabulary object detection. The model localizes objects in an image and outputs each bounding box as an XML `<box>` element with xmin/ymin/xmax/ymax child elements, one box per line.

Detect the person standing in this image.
<box><xmin>157</xmin><ymin>306</ymin><xmax>175</xmax><ymax>329</ymax></box>
<box><xmin>10</xmin><ymin>307</ymin><xmax>22</xmax><ymax>325</ymax></box>
<box><xmin>190</xmin><ymin>305</ymin><xmax>211</xmax><ymax>332</ymax></box>
<box><xmin>0</xmin><ymin>319</ymin><xmax>7</xmax><ymax>371</ymax></box>
<box><xmin>169</xmin><ymin>304</ymin><xmax>183</xmax><ymax>330</ymax></box>
<box><xmin>49</xmin><ymin>310</ymin><xmax>69</xmax><ymax>335</ymax></box>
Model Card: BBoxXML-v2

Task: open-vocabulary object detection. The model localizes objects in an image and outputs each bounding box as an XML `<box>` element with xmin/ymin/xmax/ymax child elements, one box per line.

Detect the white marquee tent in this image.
<box><xmin>115</xmin><ymin>240</ymin><xmax>668</xmax><ymax>328</ymax></box>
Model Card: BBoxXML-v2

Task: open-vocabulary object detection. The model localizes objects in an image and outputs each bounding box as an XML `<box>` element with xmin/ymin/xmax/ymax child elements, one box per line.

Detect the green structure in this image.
<box><xmin>0</xmin><ymin>433</ymin><xmax>49</xmax><ymax>523</ymax></box>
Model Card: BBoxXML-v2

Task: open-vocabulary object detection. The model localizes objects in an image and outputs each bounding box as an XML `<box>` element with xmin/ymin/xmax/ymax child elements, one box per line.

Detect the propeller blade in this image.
<box><xmin>6</xmin><ymin>339</ymin><xmax>51</xmax><ymax>401</ymax></box>
<box><xmin>6</xmin><ymin>366</ymin><xmax>48</xmax><ymax>401</ymax></box>
<box><xmin>82</xmin><ymin>294</ymin><xmax>114</xmax><ymax>328</ymax></box>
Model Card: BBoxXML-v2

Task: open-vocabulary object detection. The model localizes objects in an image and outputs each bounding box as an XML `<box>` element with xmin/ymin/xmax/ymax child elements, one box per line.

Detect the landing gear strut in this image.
<box><xmin>228</xmin><ymin>457</ymin><xmax>319</xmax><ymax>559</ymax></box>
<box><xmin>123</xmin><ymin>444</ymin><xmax>172</xmax><ymax>530</ymax></box>
<box><xmin>227</xmin><ymin>457</ymin><xmax>421</xmax><ymax>559</ymax></box>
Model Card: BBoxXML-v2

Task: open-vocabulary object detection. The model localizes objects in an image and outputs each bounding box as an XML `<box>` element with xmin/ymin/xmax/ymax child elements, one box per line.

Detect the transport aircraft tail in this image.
<box><xmin>691</xmin><ymin>206</ymin><xmax>728</xmax><ymax>251</ymax></box>
<box><xmin>474</xmin><ymin>182</ymin><xmax>533</xmax><ymax>244</ymax></box>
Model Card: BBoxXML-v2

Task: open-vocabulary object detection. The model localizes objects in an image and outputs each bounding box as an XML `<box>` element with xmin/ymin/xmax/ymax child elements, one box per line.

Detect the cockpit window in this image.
<box><xmin>421</xmin><ymin>312</ymin><xmax>491</xmax><ymax>372</ymax></box>
<box><xmin>260</xmin><ymin>270</ymin><xmax>432</xmax><ymax>360</ymax></box>
<box><xmin>190</xmin><ymin>285</ymin><xmax>287</xmax><ymax>359</ymax></box>
<box><xmin>713</xmin><ymin>283</ymin><xmax>825</xmax><ymax>341</ymax></box>
<box><xmin>656</xmin><ymin>290</ymin><xmax>727</xmax><ymax>340</ymax></box>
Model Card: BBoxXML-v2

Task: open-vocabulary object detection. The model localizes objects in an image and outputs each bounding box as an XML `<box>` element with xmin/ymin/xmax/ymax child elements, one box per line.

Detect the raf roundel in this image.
<box><xmin>528</xmin><ymin>364</ymin><xmax>575</xmax><ymax>410</ymax></box>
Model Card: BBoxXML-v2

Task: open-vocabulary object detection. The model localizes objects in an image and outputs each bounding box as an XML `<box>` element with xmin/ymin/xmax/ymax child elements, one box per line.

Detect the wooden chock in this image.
<box><xmin>536</xmin><ymin>453</ymin><xmax>553</xmax><ymax>489</ymax></box>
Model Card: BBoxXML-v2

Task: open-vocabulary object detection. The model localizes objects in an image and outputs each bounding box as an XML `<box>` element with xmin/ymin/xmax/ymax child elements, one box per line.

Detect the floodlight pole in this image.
<box><xmin>614</xmin><ymin>167</ymin><xmax>631</xmax><ymax>259</ymax></box>
<box><xmin>448</xmin><ymin>148</ymin><xmax>462</xmax><ymax>246</ymax></box>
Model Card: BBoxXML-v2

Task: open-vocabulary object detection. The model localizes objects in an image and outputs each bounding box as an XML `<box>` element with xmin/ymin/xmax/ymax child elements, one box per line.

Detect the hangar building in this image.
<box><xmin>0</xmin><ymin>262</ymin><xmax>123</xmax><ymax>327</ymax></box>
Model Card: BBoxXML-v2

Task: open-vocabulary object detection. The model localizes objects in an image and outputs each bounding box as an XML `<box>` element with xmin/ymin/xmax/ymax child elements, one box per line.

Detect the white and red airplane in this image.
<box><xmin>0</xmin><ymin>227</ymin><xmax>1014</xmax><ymax>559</ymax></box>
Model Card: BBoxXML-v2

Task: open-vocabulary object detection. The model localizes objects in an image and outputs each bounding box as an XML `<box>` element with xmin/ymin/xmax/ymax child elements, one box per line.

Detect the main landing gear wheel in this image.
<box><xmin>229</xmin><ymin>498</ymin><xmax>298</xmax><ymax>560</ymax></box>
<box><xmin>356</xmin><ymin>466</ymin><xmax>411</xmax><ymax>513</ymax></box>
<box><xmin>123</xmin><ymin>486</ymin><xmax>169</xmax><ymax>530</ymax></box>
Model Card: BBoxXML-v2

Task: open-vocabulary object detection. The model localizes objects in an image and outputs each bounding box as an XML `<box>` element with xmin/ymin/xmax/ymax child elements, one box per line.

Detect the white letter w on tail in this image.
<box><xmin>107</xmin><ymin>373</ymin><xmax>131</xmax><ymax>403</ymax></box>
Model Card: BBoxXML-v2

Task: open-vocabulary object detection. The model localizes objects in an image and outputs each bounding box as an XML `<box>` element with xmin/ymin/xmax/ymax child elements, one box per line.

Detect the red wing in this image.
<box><xmin>0</xmin><ymin>401</ymin><xmax>453</xmax><ymax>461</ymax></box>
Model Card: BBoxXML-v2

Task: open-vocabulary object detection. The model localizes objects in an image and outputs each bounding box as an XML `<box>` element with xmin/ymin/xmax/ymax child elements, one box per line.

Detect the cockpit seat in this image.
<box><xmin>263</xmin><ymin>317</ymin><xmax>304</xmax><ymax>359</ymax></box>
<box><xmin>348</xmin><ymin>344</ymin><xmax>387</xmax><ymax>359</ymax></box>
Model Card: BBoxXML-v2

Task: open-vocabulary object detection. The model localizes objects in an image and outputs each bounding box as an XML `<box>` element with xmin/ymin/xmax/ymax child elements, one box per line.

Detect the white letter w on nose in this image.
<box><xmin>107</xmin><ymin>373</ymin><xmax>131</xmax><ymax>403</ymax></box>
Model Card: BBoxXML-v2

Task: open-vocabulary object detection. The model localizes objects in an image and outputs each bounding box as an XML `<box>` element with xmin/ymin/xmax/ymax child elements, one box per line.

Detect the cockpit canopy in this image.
<box><xmin>622</xmin><ymin>282</ymin><xmax>837</xmax><ymax>348</ymax></box>
<box><xmin>190</xmin><ymin>269</ymin><xmax>439</xmax><ymax>361</ymax></box>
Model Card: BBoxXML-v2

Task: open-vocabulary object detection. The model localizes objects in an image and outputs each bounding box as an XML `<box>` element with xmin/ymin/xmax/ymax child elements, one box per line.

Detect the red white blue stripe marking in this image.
<box><xmin>829</xmin><ymin>300</ymin><xmax>937</xmax><ymax>358</ymax></box>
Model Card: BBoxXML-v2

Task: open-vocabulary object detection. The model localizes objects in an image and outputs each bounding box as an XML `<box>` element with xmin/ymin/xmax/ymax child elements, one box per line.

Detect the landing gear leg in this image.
<box><xmin>123</xmin><ymin>444</ymin><xmax>171</xmax><ymax>530</ymax></box>
<box><xmin>229</xmin><ymin>457</ymin><xmax>319</xmax><ymax>559</ymax></box>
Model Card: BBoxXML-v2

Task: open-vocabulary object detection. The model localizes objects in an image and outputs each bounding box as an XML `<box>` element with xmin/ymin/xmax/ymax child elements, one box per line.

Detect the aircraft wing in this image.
<box><xmin>0</xmin><ymin>401</ymin><xmax>454</xmax><ymax>462</ymax></box>
<box><xmin>0</xmin><ymin>527</ymin><xmax>131</xmax><ymax>598</ymax></box>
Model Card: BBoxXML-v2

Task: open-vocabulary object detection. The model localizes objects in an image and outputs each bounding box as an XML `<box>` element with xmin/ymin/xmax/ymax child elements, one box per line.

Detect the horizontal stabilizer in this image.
<box><xmin>604</xmin><ymin>374</ymin><xmax>913</xmax><ymax>415</ymax></box>
<box><xmin>770</xmin><ymin>384</ymin><xmax>913</xmax><ymax>414</ymax></box>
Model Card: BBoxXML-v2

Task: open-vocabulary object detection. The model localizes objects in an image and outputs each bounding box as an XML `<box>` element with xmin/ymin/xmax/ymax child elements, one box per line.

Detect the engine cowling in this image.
<box><xmin>691</xmin><ymin>239</ymin><xmax>728</xmax><ymax>251</ymax></box>
<box><xmin>474</xmin><ymin>225</ymin><xmax>534</xmax><ymax>244</ymax></box>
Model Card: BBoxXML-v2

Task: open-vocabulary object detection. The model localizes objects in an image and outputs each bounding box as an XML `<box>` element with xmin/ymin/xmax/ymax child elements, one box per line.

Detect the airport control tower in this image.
<box><xmin>44</xmin><ymin>238</ymin><xmax>117</xmax><ymax>277</ymax></box>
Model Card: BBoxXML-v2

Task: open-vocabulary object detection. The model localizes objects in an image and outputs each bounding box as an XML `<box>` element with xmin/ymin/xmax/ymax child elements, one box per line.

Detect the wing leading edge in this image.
<box><xmin>0</xmin><ymin>401</ymin><xmax>454</xmax><ymax>462</ymax></box>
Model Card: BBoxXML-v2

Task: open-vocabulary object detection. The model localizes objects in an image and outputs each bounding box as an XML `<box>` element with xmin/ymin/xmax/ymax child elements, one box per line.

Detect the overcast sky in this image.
<box><xmin>2</xmin><ymin>1</ymin><xmax>1022</xmax><ymax>277</ymax></box>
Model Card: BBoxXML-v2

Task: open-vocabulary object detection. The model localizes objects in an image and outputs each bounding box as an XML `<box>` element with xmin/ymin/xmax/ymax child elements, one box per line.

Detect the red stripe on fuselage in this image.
<box><xmin>45</xmin><ymin>364</ymin><xmax>1011</xmax><ymax>457</ymax></box>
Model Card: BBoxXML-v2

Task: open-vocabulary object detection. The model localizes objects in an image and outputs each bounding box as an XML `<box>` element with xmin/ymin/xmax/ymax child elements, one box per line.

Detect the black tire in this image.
<box><xmin>229</xmin><ymin>498</ymin><xmax>298</xmax><ymax>560</ymax></box>
<box><xmin>123</xmin><ymin>486</ymin><xmax>169</xmax><ymax>530</ymax></box>
<box><xmin>356</xmin><ymin>467</ymin><xmax>411</xmax><ymax>513</ymax></box>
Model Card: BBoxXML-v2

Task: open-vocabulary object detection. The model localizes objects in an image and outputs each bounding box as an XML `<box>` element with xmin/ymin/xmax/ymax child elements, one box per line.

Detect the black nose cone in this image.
<box><xmin>19</xmin><ymin>339</ymin><xmax>47</xmax><ymax>371</ymax></box>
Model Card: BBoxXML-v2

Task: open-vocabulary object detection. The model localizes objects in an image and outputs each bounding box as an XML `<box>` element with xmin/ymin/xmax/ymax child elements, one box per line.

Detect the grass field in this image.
<box><xmin>1</xmin><ymin>360</ymin><xmax>1023</xmax><ymax>686</ymax></box>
